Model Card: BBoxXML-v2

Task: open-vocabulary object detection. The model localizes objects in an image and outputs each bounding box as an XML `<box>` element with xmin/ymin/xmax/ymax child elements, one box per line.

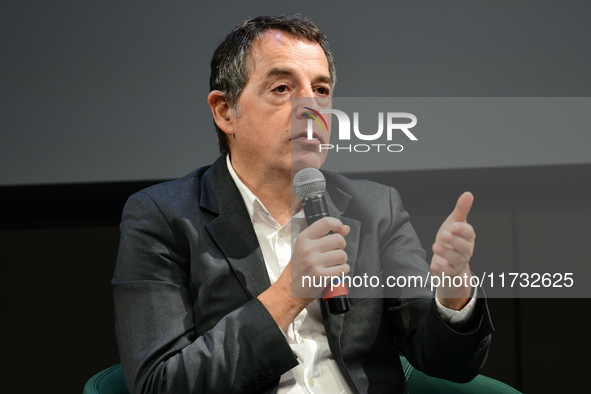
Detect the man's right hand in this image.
<box><xmin>289</xmin><ymin>217</ymin><xmax>351</xmax><ymax>299</ymax></box>
<box><xmin>257</xmin><ymin>217</ymin><xmax>350</xmax><ymax>331</ymax></box>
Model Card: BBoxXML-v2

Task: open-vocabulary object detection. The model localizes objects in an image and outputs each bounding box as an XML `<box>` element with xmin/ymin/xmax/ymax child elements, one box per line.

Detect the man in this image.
<box><xmin>113</xmin><ymin>15</ymin><xmax>492</xmax><ymax>394</ymax></box>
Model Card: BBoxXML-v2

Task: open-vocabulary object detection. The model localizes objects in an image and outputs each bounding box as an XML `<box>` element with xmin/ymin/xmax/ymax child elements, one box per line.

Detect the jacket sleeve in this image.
<box><xmin>380</xmin><ymin>187</ymin><xmax>494</xmax><ymax>383</ymax></box>
<box><xmin>112</xmin><ymin>191</ymin><xmax>298</xmax><ymax>394</ymax></box>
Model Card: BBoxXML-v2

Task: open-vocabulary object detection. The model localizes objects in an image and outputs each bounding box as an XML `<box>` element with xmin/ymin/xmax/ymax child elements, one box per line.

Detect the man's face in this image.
<box><xmin>228</xmin><ymin>30</ymin><xmax>332</xmax><ymax>177</ymax></box>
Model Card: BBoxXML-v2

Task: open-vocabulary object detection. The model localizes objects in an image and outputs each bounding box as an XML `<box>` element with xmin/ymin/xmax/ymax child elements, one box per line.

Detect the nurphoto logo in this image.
<box><xmin>304</xmin><ymin>109</ymin><xmax>418</xmax><ymax>153</ymax></box>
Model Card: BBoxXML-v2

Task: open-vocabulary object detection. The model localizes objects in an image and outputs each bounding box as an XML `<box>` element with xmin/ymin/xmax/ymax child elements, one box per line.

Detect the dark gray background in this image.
<box><xmin>2</xmin><ymin>1</ymin><xmax>590</xmax><ymax>185</ymax></box>
<box><xmin>319</xmin><ymin>97</ymin><xmax>591</xmax><ymax>173</ymax></box>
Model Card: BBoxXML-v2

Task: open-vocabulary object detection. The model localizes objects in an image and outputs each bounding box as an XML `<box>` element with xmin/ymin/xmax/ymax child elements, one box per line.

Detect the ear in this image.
<box><xmin>207</xmin><ymin>90</ymin><xmax>235</xmax><ymax>137</ymax></box>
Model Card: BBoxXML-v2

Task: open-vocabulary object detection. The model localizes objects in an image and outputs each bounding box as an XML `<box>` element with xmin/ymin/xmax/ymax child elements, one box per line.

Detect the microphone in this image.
<box><xmin>293</xmin><ymin>168</ymin><xmax>349</xmax><ymax>315</ymax></box>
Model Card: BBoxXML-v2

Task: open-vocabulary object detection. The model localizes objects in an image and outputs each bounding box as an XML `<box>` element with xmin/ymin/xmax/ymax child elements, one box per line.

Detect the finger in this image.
<box><xmin>341</xmin><ymin>224</ymin><xmax>351</xmax><ymax>237</ymax></box>
<box><xmin>318</xmin><ymin>250</ymin><xmax>349</xmax><ymax>274</ymax></box>
<box><xmin>304</xmin><ymin>217</ymin><xmax>347</xmax><ymax>239</ymax></box>
<box><xmin>319</xmin><ymin>263</ymin><xmax>350</xmax><ymax>278</ymax></box>
<box><xmin>430</xmin><ymin>253</ymin><xmax>454</xmax><ymax>276</ymax></box>
<box><xmin>302</xmin><ymin>252</ymin><xmax>349</xmax><ymax>276</ymax></box>
<box><xmin>316</xmin><ymin>232</ymin><xmax>347</xmax><ymax>252</ymax></box>
<box><xmin>447</xmin><ymin>191</ymin><xmax>474</xmax><ymax>223</ymax></box>
<box><xmin>437</xmin><ymin>231</ymin><xmax>474</xmax><ymax>256</ymax></box>
<box><xmin>449</xmin><ymin>222</ymin><xmax>476</xmax><ymax>242</ymax></box>
<box><xmin>432</xmin><ymin>242</ymin><xmax>471</xmax><ymax>268</ymax></box>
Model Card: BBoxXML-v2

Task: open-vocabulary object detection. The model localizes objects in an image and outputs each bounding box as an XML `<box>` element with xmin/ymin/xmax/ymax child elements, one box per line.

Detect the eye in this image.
<box><xmin>273</xmin><ymin>84</ymin><xmax>289</xmax><ymax>93</ymax></box>
<box><xmin>315</xmin><ymin>86</ymin><xmax>331</xmax><ymax>96</ymax></box>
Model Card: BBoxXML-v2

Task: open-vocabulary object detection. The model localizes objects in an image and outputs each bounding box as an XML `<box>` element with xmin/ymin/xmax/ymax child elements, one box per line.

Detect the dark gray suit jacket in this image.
<box><xmin>113</xmin><ymin>155</ymin><xmax>493</xmax><ymax>394</ymax></box>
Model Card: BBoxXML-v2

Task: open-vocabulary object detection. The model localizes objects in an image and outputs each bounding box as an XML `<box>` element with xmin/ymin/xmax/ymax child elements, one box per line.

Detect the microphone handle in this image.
<box><xmin>302</xmin><ymin>194</ymin><xmax>349</xmax><ymax>315</ymax></box>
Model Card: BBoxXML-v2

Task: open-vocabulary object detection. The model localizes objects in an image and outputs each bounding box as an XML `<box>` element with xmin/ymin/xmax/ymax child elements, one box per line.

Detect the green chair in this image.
<box><xmin>82</xmin><ymin>364</ymin><xmax>128</xmax><ymax>394</ymax></box>
<box><xmin>83</xmin><ymin>359</ymin><xmax>522</xmax><ymax>393</ymax></box>
<box><xmin>401</xmin><ymin>357</ymin><xmax>522</xmax><ymax>393</ymax></box>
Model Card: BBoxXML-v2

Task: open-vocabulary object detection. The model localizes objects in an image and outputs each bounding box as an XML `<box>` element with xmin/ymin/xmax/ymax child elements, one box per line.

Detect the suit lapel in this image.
<box><xmin>199</xmin><ymin>158</ymin><xmax>363</xmax><ymax>347</ymax></box>
<box><xmin>325</xmin><ymin>189</ymin><xmax>361</xmax><ymax>279</ymax></box>
<box><xmin>201</xmin><ymin>157</ymin><xmax>271</xmax><ymax>299</ymax></box>
<box><xmin>322</xmin><ymin>184</ymin><xmax>361</xmax><ymax>357</ymax></box>
<box><xmin>325</xmin><ymin>184</ymin><xmax>361</xmax><ymax>291</ymax></box>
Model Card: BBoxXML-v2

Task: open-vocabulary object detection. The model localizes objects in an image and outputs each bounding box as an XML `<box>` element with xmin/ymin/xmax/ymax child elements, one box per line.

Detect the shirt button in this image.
<box><xmin>279</xmin><ymin>228</ymin><xmax>285</xmax><ymax>237</ymax></box>
<box><xmin>301</xmin><ymin>335</ymin><xmax>307</xmax><ymax>339</ymax></box>
<box><xmin>308</xmin><ymin>378</ymin><xmax>315</xmax><ymax>386</ymax></box>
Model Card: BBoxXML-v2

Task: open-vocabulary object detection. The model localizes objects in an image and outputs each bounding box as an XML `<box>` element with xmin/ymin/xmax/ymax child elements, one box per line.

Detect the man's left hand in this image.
<box><xmin>431</xmin><ymin>192</ymin><xmax>476</xmax><ymax>310</ymax></box>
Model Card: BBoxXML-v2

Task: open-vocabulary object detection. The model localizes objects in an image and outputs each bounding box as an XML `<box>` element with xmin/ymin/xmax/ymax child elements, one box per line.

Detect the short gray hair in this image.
<box><xmin>209</xmin><ymin>14</ymin><xmax>336</xmax><ymax>154</ymax></box>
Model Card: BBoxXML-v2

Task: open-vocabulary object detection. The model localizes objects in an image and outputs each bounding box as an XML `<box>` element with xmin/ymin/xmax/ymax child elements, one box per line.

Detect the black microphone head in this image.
<box><xmin>293</xmin><ymin>168</ymin><xmax>326</xmax><ymax>199</ymax></box>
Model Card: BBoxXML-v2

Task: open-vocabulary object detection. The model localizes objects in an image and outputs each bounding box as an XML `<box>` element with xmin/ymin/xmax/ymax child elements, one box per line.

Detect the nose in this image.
<box><xmin>296</xmin><ymin>83</ymin><xmax>315</xmax><ymax>98</ymax></box>
<box><xmin>294</xmin><ymin>97</ymin><xmax>320</xmax><ymax>120</ymax></box>
<box><xmin>295</xmin><ymin>105</ymin><xmax>329</xmax><ymax>134</ymax></box>
<box><xmin>294</xmin><ymin>81</ymin><xmax>324</xmax><ymax>115</ymax></box>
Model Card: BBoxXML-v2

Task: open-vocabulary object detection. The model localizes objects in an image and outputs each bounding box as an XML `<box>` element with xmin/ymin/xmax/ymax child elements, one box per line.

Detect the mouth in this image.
<box><xmin>290</xmin><ymin>131</ymin><xmax>321</xmax><ymax>143</ymax></box>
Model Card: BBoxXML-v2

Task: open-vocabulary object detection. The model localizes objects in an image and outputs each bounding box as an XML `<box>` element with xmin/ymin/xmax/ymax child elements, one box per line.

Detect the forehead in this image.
<box><xmin>246</xmin><ymin>30</ymin><xmax>329</xmax><ymax>75</ymax></box>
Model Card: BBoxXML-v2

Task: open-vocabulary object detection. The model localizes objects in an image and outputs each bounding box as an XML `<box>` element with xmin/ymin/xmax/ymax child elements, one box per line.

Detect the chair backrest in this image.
<box><xmin>82</xmin><ymin>364</ymin><xmax>129</xmax><ymax>394</ymax></box>
<box><xmin>401</xmin><ymin>357</ymin><xmax>522</xmax><ymax>394</ymax></box>
<box><xmin>83</xmin><ymin>359</ymin><xmax>522</xmax><ymax>394</ymax></box>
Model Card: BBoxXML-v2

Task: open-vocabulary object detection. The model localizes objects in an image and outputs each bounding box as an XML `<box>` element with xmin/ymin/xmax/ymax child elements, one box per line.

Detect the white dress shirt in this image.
<box><xmin>226</xmin><ymin>156</ymin><xmax>476</xmax><ymax>394</ymax></box>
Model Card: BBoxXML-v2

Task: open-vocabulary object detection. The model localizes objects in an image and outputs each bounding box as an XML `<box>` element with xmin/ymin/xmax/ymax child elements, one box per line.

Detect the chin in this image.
<box><xmin>290</xmin><ymin>151</ymin><xmax>327</xmax><ymax>175</ymax></box>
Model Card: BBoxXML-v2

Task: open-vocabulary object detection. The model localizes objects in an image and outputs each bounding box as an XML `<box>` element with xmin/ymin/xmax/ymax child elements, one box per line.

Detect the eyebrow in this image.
<box><xmin>264</xmin><ymin>67</ymin><xmax>333</xmax><ymax>86</ymax></box>
<box><xmin>264</xmin><ymin>67</ymin><xmax>294</xmax><ymax>79</ymax></box>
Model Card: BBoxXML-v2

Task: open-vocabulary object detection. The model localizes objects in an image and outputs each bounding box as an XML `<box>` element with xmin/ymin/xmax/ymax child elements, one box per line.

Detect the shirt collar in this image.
<box><xmin>226</xmin><ymin>155</ymin><xmax>262</xmax><ymax>222</ymax></box>
<box><xmin>226</xmin><ymin>155</ymin><xmax>305</xmax><ymax>227</ymax></box>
